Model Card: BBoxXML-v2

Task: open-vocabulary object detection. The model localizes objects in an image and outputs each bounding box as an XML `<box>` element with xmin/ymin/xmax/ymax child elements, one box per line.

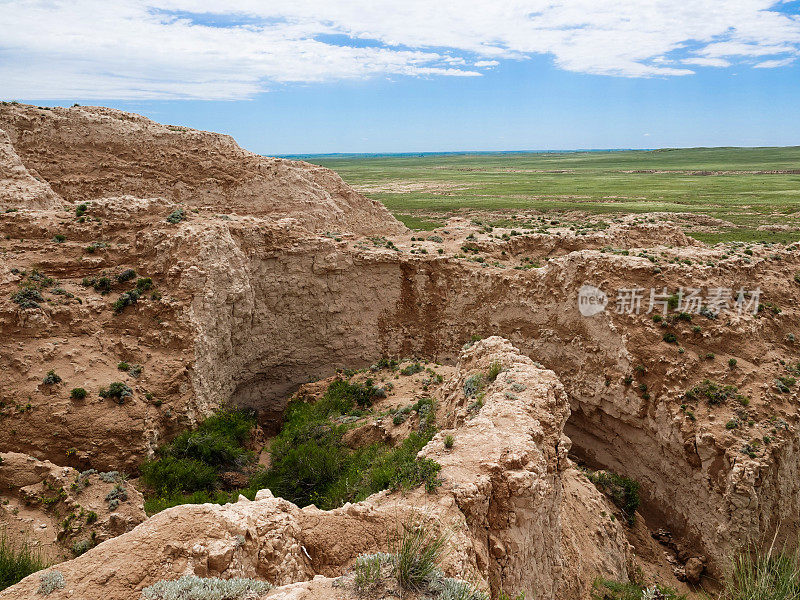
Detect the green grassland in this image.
<box><xmin>309</xmin><ymin>147</ymin><xmax>800</xmax><ymax>242</ymax></box>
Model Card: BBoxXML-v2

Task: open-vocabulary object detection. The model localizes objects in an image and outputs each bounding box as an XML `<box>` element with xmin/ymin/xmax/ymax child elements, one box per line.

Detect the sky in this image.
<box><xmin>1</xmin><ymin>0</ymin><xmax>799</xmax><ymax>154</ymax></box>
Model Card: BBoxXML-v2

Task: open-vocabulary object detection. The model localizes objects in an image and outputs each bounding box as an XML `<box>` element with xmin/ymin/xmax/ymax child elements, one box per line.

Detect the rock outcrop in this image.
<box><xmin>1</xmin><ymin>338</ymin><xmax>633</xmax><ymax>600</ymax></box>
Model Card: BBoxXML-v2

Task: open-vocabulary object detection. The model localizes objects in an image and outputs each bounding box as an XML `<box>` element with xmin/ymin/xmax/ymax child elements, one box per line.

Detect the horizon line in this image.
<box><xmin>276</xmin><ymin>145</ymin><xmax>800</xmax><ymax>159</ymax></box>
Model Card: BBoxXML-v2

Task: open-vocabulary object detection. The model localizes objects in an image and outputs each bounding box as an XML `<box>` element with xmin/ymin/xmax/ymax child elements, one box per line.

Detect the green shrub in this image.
<box><xmin>487</xmin><ymin>361</ymin><xmax>502</xmax><ymax>382</ymax></box>
<box><xmin>401</xmin><ymin>362</ymin><xmax>424</xmax><ymax>376</ymax></box>
<box><xmin>0</xmin><ymin>534</ymin><xmax>45</xmax><ymax>591</ymax></box>
<box><xmin>71</xmin><ymin>538</ymin><xmax>93</xmax><ymax>557</ymax></box>
<box><xmin>99</xmin><ymin>382</ymin><xmax>133</xmax><ymax>403</ymax></box>
<box><xmin>75</xmin><ymin>203</ymin><xmax>88</xmax><ymax>217</ymax></box>
<box><xmin>42</xmin><ymin>370</ymin><xmax>61</xmax><ymax>385</ymax></box>
<box><xmin>111</xmin><ymin>289</ymin><xmax>139</xmax><ymax>313</ymax></box>
<box><xmin>684</xmin><ymin>379</ymin><xmax>744</xmax><ymax>406</ymax></box>
<box><xmin>390</xmin><ymin>519</ymin><xmax>447</xmax><ymax>590</ymax></box>
<box><xmin>52</xmin><ymin>234</ymin><xmax>66</xmax><ymax>243</ymax></box>
<box><xmin>662</xmin><ymin>332</ymin><xmax>677</xmax><ymax>344</ymax></box>
<box><xmin>166</xmin><ymin>208</ymin><xmax>186</xmax><ymax>224</ymax></box>
<box><xmin>141</xmin><ymin>409</ymin><xmax>255</xmax><ymax>497</ymax></box>
<box><xmin>116</xmin><ymin>269</ymin><xmax>136</xmax><ymax>283</ymax></box>
<box><xmin>142</xmin><ymin>457</ymin><xmax>219</xmax><ymax>495</ymax></box>
<box><xmin>463</xmin><ymin>374</ymin><xmax>485</xmax><ymax>398</ymax></box>
<box><xmin>444</xmin><ymin>434</ymin><xmax>454</xmax><ymax>449</ymax></box>
<box><xmin>135</xmin><ymin>277</ymin><xmax>153</xmax><ymax>291</ymax></box>
<box><xmin>11</xmin><ymin>286</ymin><xmax>44</xmax><ymax>309</ymax></box>
<box><xmin>141</xmin><ymin>575</ymin><xmax>272</xmax><ymax>600</ymax></box>
<box><xmin>117</xmin><ymin>361</ymin><xmax>130</xmax><ymax>371</ymax></box>
<box><xmin>354</xmin><ymin>553</ymin><xmax>393</xmax><ymax>592</ymax></box>
<box><xmin>434</xmin><ymin>578</ymin><xmax>489</xmax><ymax>600</ymax></box>
<box><xmin>254</xmin><ymin>381</ymin><xmax>440</xmax><ymax>510</ymax></box>
<box><xmin>720</xmin><ymin>544</ymin><xmax>800</xmax><ymax>600</ymax></box>
<box><xmin>586</xmin><ymin>470</ymin><xmax>640</xmax><ymax>525</ymax></box>
<box><xmin>70</xmin><ymin>388</ymin><xmax>87</xmax><ymax>400</ymax></box>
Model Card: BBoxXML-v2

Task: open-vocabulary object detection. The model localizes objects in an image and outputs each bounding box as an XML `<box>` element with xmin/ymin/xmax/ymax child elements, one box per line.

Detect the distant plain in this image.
<box><xmin>308</xmin><ymin>147</ymin><xmax>800</xmax><ymax>243</ymax></box>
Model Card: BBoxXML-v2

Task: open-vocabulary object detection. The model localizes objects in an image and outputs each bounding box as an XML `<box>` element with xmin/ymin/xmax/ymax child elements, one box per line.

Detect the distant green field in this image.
<box><xmin>309</xmin><ymin>147</ymin><xmax>800</xmax><ymax>241</ymax></box>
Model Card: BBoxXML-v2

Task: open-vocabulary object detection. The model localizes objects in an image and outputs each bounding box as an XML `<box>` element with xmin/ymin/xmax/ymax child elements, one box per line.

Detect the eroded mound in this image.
<box><xmin>0</xmin><ymin>103</ymin><xmax>404</xmax><ymax>235</ymax></box>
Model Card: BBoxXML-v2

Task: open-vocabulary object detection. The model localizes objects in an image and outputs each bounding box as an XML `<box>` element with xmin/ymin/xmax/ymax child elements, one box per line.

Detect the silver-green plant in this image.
<box><xmin>140</xmin><ymin>575</ymin><xmax>273</xmax><ymax>600</ymax></box>
<box><xmin>37</xmin><ymin>570</ymin><xmax>65</xmax><ymax>595</ymax></box>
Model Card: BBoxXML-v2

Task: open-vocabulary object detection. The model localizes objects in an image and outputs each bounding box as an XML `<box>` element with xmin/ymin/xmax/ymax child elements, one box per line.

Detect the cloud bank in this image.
<box><xmin>0</xmin><ymin>0</ymin><xmax>798</xmax><ymax>100</ymax></box>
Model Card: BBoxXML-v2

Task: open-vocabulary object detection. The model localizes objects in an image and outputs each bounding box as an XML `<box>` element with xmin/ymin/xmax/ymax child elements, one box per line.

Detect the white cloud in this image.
<box><xmin>682</xmin><ymin>57</ymin><xmax>733</xmax><ymax>67</ymax></box>
<box><xmin>754</xmin><ymin>57</ymin><xmax>797</xmax><ymax>67</ymax></box>
<box><xmin>0</xmin><ymin>0</ymin><xmax>798</xmax><ymax>100</ymax></box>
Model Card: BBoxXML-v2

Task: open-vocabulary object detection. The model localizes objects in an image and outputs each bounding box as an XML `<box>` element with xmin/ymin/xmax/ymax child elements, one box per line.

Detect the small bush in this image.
<box><xmin>36</xmin><ymin>570</ymin><xmax>65</xmax><ymax>595</ymax></box>
<box><xmin>591</xmin><ymin>578</ymin><xmax>685</xmax><ymax>600</ymax></box>
<box><xmin>0</xmin><ymin>535</ymin><xmax>45</xmax><ymax>591</ymax></box>
<box><xmin>106</xmin><ymin>484</ymin><xmax>128</xmax><ymax>502</ymax></box>
<box><xmin>117</xmin><ymin>361</ymin><xmax>130</xmax><ymax>371</ymax></box>
<box><xmin>354</xmin><ymin>553</ymin><xmax>393</xmax><ymax>592</ymax></box>
<box><xmin>141</xmin><ymin>409</ymin><xmax>255</xmax><ymax>496</ymax></box>
<box><xmin>70</xmin><ymin>388</ymin><xmax>87</xmax><ymax>400</ymax></box>
<box><xmin>487</xmin><ymin>361</ymin><xmax>502</xmax><ymax>382</ymax></box>
<box><xmin>400</xmin><ymin>362</ymin><xmax>424</xmax><ymax>376</ymax></box>
<box><xmin>116</xmin><ymin>269</ymin><xmax>136</xmax><ymax>283</ymax></box>
<box><xmin>720</xmin><ymin>544</ymin><xmax>800</xmax><ymax>600</ymax></box>
<box><xmin>662</xmin><ymin>332</ymin><xmax>677</xmax><ymax>344</ymax></box>
<box><xmin>463</xmin><ymin>374</ymin><xmax>485</xmax><ymax>398</ymax></box>
<box><xmin>71</xmin><ymin>538</ymin><xmax>93</xmax><ymax>557</ymax></box>
<box><xmin>52</xmin><ymin>234</ymin><xmax>66</xmax><ymax>243</ymax></box>
<box><xmin>135</xmin><ymin>277</ymin><xmax>153</xmax><ymax>291</ymax></box>
<box><xmin>166</xmin><ymin>208</ymin><xmax>186</xmax><ymax>224</ymax></box>
<box><xmin>99</xmin><ymin>382</ymin><xmax>133</xmax><ymax>403</ymax></box>
<box><xmin>112</xmin><ymin>289</ymin><xmax>139</xmax><ymax>313</ymax></box>
<box><xmin>141</xmin><ymin>575</ymin><xmax>272</xmax><ymax>600</ymax></box>
<box><xmin>729</xmin><ymin>358</ymin><xmax>738</xmax><ymax>368</ymax></box>
<box><xmin>75</xmin><ymin>203</ymin><xmax>88</xmax><ymax>217</ymax></box>
<box><xmin>84</xmin><ymin>242</ymin><xmax>107</xmax><ymax>254</ymax></box>
<box><xmin>434</xmin><ymin>578</ymin><xmax>489</xmax><ymax>600</ymax></box>
<box><xmin>586</xmin><ymin>470</ymin><xmax>640</xmax><ymax>525</ymax></box>
<box><xmin>11</xmin><ymin>287</ymin><xmax>44</xmax><ymax>309</ymax></box>
<box><xmin>444</xmin><ymin>434</ymin><xmax>454</xmax><ymax>449</ymax></box>
<box><xmin>390</xmin><ymin>519</ymin><xmax>447</xmax><ymax>590</ymax></box>
<box><xmin>82</xmin><ymin>275</ymin><xmax>112</xmax><ymax>294</ymax></box>
<box><xmin>684</xmin><ymin>379</ymin><xmax>744</xmax><ymax>406</ymax></box>
<box><xmin>42</xmin><ymin>370</ymin><xmax>61</xmax><ymax>385</ymax></box>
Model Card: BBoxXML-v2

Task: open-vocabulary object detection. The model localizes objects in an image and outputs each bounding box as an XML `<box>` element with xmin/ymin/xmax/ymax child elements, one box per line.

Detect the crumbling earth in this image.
<box><xmin>2</xmin><ymin>103</ymin><xmax>800</xmax><ymax>599</ymax></box>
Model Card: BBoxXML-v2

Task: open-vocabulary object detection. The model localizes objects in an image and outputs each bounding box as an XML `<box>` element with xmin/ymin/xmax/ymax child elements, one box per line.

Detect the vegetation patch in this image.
<box><xmin>0</xmin><ymin>535</ymin><xmax>45</xmax><ymax>591</ymax></box>
<box><xmin>720</xmin><ymin>544</ymin><xmax>800</xmax><ymax>600</ymax></box>
<box><xmin>254</xmin><ymin>381</ymin><xmax>440</xmax><ymax>509</ymax></box>
<box><xmin>591</xmin><ymin>578</ymin><xmax>685</xmax><ymax>600</ymax></box>
<box><xmin>143</xmin><ymin>378</ymin><xmax>441</xmax><ymax>514</ymax></box>
<box><xmin>684</xmin><ymin>379</ymin><xmax>746</xmax><ymax>406</ymax></box>
<box><xmin>585</xmin><ymin>470</ymin><xmax>641</xmax><ymax>525</ymax></box>
<box><xmin>141</xmin><ymin>575</ymin><xmax>272</xmax><ymax>600</ymax></box>
<box><xmin>99</xmin><ymin>382</ymin><xmax>133</xmax><ymax>404</ymax></box>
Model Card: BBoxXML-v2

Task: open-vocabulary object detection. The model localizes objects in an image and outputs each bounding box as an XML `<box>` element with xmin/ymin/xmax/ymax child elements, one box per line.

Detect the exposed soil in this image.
<box><xmin>2</xmin><ymin>103</ymin><xmax>799</xmax><ymax>600</ymax></box>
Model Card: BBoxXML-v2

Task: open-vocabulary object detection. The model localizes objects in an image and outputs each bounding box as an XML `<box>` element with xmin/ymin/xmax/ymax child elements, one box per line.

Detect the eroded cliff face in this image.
<box><xmin>2</xmin><ymin>103</ymin><xmax>800</xmax><ymax>597</ymax></box>
<box><xmin>162</xmin><ymin>211</ymin><xmax>800</xmax><ymax>575</ymax></box>
<box><xmin>1</xmin><ymin>338</ymin><xmax>633</xmax><ymax>600</ymax></box>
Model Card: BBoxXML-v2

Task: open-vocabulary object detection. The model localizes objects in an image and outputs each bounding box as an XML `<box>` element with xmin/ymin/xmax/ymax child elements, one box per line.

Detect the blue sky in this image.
<box><xmin>2</xmin><ymin>1</ymin><xmax>799</xmax><ymax>154</ymax></box>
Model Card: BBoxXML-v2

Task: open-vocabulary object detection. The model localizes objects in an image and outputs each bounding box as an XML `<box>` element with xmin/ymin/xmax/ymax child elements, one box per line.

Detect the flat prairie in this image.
<box><xmin>309</xmin><ymin>146</ymin><xmax>800</xmax><ymax>242</ymax></box>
